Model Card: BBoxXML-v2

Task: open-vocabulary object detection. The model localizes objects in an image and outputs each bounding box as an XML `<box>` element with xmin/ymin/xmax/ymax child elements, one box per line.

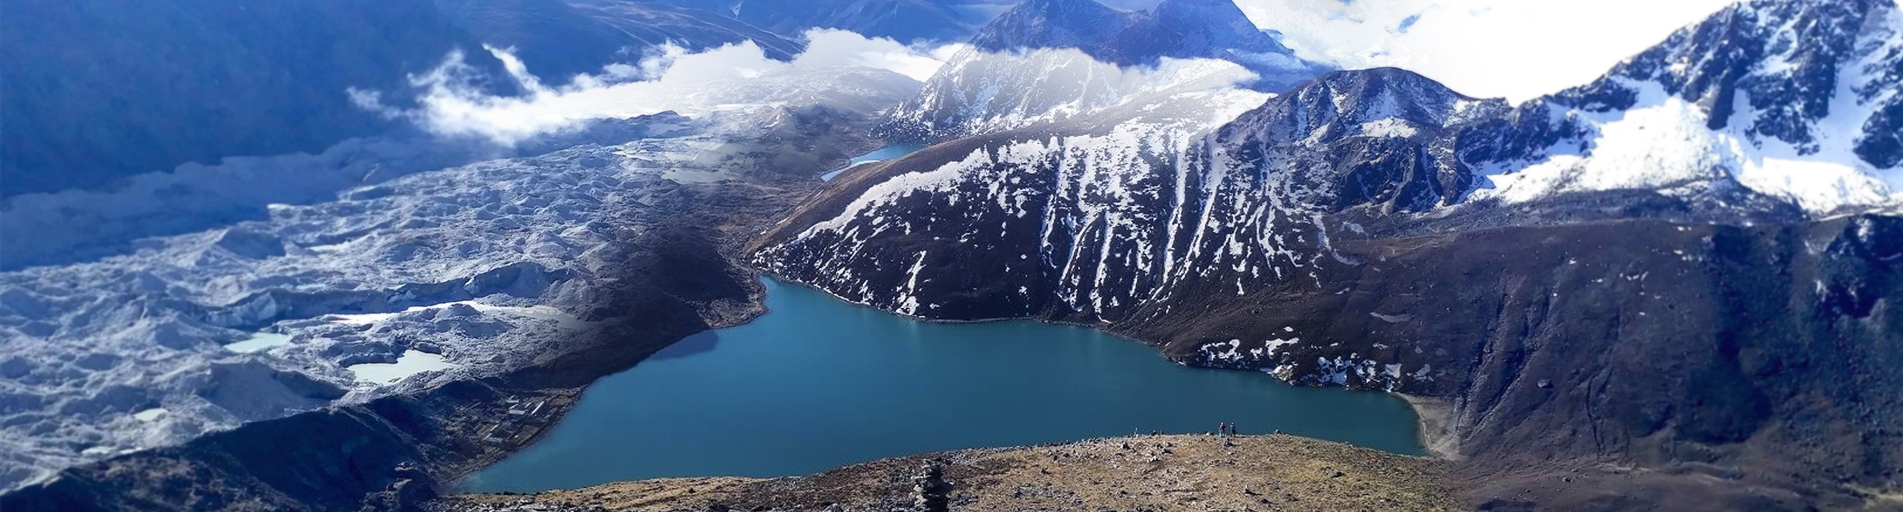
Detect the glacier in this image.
<box><xmin>0</xmin><ymin>41</ymin><xmax>922</xmax><ymax>490</ymax></box>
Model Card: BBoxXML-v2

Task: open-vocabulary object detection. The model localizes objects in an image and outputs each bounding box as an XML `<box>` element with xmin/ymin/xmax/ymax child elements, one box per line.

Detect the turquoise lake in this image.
<box><xmin>820</xmin><ymin>144</ymin><xmax>928</xmax><ymax>181</ymax></box>
<box><xmin>463</xmin><ymin>278</ymin><xmax>1423</xmax><ymax>492</ymax></box>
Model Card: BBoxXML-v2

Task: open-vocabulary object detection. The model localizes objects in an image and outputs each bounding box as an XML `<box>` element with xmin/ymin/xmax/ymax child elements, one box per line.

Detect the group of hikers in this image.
<box><xmin>1131</xmin><ymin>422</ymin><xmax>1244</xmax><ymax>436</ymax></box>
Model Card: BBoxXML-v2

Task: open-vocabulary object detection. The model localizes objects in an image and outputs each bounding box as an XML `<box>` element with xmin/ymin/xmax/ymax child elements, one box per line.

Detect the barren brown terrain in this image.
<box><xmin>446</xmin><ymin>434</ymin><xmax>1455</xmax><ymax>512</ymax></box>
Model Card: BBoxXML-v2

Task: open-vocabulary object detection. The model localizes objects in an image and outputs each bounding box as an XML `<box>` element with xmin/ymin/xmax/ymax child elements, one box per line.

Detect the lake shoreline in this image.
<box><xmin>1396</xmin><ymin>393</ymin><xmax>1460</xmax><ymax>460</ymax></box>
<box><xmin>464</xmin><ymin>274</ymin><xmax>1426</xmax><ymax>493</ymax></box>
<box><xmin>761</xmin><ymin>273</ymin><xmax>1444</xmax><ymax>457</ymax></box>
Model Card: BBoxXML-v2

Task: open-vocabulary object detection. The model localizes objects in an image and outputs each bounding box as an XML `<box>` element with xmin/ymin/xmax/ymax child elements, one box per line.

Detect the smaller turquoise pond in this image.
<box><xmin>464</xmin><ymin>278</ymin><xmax>1422</xmax><ymax>493</ymax></box>
<box><xmin>820</xmin><ymin>144</ymin><xmax>927</xmax><ymax>181</ymax></box>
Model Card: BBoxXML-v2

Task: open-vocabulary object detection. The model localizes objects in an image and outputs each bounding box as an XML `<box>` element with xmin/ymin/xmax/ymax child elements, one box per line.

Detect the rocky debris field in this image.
<box><xmin>443</xmin><ymin>434</ymin><xmax>1455</xmax><ymax>512</ymax></box>
<box><xmin>0</xmin><ymin>104</ymin><xmax>893</xmax><ymax>510</ymax></box>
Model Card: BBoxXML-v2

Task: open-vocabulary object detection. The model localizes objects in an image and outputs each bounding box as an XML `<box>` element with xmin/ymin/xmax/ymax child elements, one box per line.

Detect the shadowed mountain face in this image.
<box><xmin>875</xmin><ymin>0</ymin><xmax>1333</xmax><ymax>142</ymax></box>
<box><xmin>763</xmin><ymin>67</ymin><xmax>1507</xmax><ymax>326</ymax></box>
<box><xmin>965</xmin><ymin>0</ymin><xmax>1127</xmax><ymax>52</ymax></box>
<box><xmin>435</xmin><ymin>0</ymin><xmax>805</xmax><ymax>83</ymax></box>
<box><xmin>648</xmin><ymin>0</ymin><xmax>989</xmax><ymax>43</ymax></box>
<box><xmin>969</xmin><ymin>0</ymin><xmax>1330</xmax><ymax>89</ymax></box>
<box><xmin>755</xmin><ymin>0</ymin><xmax>1903</xmax><ymax>509</ymax></box>
<box><xmin>0</xmin><ymin>0</ymin><xmax>517</xmax><ymax>198</ymax></box>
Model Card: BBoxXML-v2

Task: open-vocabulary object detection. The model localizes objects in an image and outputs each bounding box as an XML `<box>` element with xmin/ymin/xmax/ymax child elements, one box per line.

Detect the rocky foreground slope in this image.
<box><xmin>443</xmin><ymin>434</ymin><xmax>1455</xmax><ymax>512</ymax></box>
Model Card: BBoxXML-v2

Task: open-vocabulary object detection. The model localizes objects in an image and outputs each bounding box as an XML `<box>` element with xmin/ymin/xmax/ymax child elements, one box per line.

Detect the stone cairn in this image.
<box><xmin>911</xmin><ymin>460</ymin><xmax>950</xmax><ymax>512</ymax></box>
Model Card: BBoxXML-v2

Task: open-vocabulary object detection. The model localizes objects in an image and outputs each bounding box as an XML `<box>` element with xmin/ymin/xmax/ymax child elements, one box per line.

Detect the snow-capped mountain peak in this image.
<box><xmin>968</xmin><ymin>0</ymin><xmax>1129</xmax><ymax>53</ymax></box>
<box><xmin>1223</xmin><ymin>67</ymin><xmax>1489</xmax><ymax>146</ymax></box>
<box><xmin>1461</xmin><ymin>0</ymin><xmax>1903</xmax><ymax>215</ymax></box>
<box><xmin>764</xmin><ymin>1</ymin><xmax>1903</xmax><ymax>343</ymax></box>
<box><xmin>1569</xmin><ymin>0</ymin><xmax>1901</xmax><ymax>157</ymax></box>
<box><xmin>971</xmin><ymin>0</ymin><xmax>1320</xmax><ymax>75</ymax></box>
<box><xmin>880</xmin><ymin>0</ymin><xmax>1331</xmax><ymax>142</ymax></box>
<box><xmin>1143</xmin><ymin>0</ymin><xmax>1302</xmax><ymax>59</ymax></box>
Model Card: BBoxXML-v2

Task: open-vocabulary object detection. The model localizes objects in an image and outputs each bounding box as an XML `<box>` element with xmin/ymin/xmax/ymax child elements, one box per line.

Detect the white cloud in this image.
<box><xmin>1234</xmin><ymin>0</ymin><xmax>1741</xmax><ymax>102</ymax></box>
<box><xmin>356</xmin><ymin>30</ymin><xmax>962</xmax><ymax>145</ymax></box>
<box><xmin>794</xmin><ymin>29</ymin><xmax>970</xmax><ymax>81</ymax></box>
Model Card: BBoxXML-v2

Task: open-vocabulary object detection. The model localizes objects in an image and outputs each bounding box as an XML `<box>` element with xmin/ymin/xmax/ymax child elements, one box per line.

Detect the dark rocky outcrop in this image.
<box><xmin>2</xmin><ymin>394</ymin><xmax>455</xmax><ymax>512</ymax></box>
<box><xmin>1186</xmin><ymin>216</ymin><xmax>1902</xmax><ymax>511</ymax></box>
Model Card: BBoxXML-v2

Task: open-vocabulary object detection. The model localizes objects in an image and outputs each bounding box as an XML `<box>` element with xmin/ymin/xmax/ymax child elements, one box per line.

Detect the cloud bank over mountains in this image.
<box><xmin>355</xmin><ymin>29</ymin><xmax>969</xmax><ymax>145</ymax></box>
<box><xmin>382</xmin><ymin>0</ymin><xmax>1754</xmax><ymax>139</ymax></box>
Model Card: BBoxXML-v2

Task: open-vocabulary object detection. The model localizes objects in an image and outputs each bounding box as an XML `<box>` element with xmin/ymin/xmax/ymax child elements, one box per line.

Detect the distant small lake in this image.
<box><xmin>820</xmin><ymin>144</ymin><xmax>927</xmax><ymax>181</ymax></box>
<box><xmin>463</xmin><ymin>278</ymin><xmax>1422</xmax><ymax>493</ymax></box>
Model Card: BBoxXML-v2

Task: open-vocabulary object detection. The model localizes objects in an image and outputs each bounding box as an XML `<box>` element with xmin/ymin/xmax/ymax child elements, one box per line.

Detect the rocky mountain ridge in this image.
<box><xmin>5</xmin><ymin>0</ymin><xmax>1901</xmax><ymax>510</ymax></box>
<box><xmin>775</xmin><ymin>0</ymin><xmax>1903</xmax><ymax>326</ymax></box>
<box><xmin>1457</xmin><ymin>0</ymin><xmax>1903</xmax><ymax>215</ymax></box>
<box><xmin>755</xmin><ymin>0</ymin><xmax>1903</xmax><ymax>508</ymax></box>
<box><xmin>876</xmin><ymin>0</ymin><xmax>1334</xmax><ymax>142</ymax></box>
<box><xmin>968</xmin><ymin>0</ymin><xmax>1317</xmax><ymax>78</ymax></box>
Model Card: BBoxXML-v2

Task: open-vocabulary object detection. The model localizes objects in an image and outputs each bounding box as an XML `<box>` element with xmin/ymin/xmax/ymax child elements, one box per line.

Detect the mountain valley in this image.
<box><xmin>755</xmin><ymin>0</ymin><xmax>1903</xmax><ymax>508</ymax></box>
<box><xmin>2</xmin><ymin>0</ymin><xmax>1901</xmax><ymax>510</ymax></box>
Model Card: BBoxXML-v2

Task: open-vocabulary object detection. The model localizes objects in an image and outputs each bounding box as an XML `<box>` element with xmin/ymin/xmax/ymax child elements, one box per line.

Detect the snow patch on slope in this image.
<box><xmin>1471</xmin><ymin>1</ymin><xmax>1903</xmax><ymax>215</ymax></box>
<box><xmin>881</xmin><ymin>47</ymin><xmax>1265</xmax><ymax>140</ymax></box>
<box><xmin>1475</xmin><ymin>75</ymin><xmax>1902</xmax><ymax>214</ymax></box>
<box><xmin>763</xmin><ymin>80</ymin><xmax>1297</xmax><ymax>322</ymax></box>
